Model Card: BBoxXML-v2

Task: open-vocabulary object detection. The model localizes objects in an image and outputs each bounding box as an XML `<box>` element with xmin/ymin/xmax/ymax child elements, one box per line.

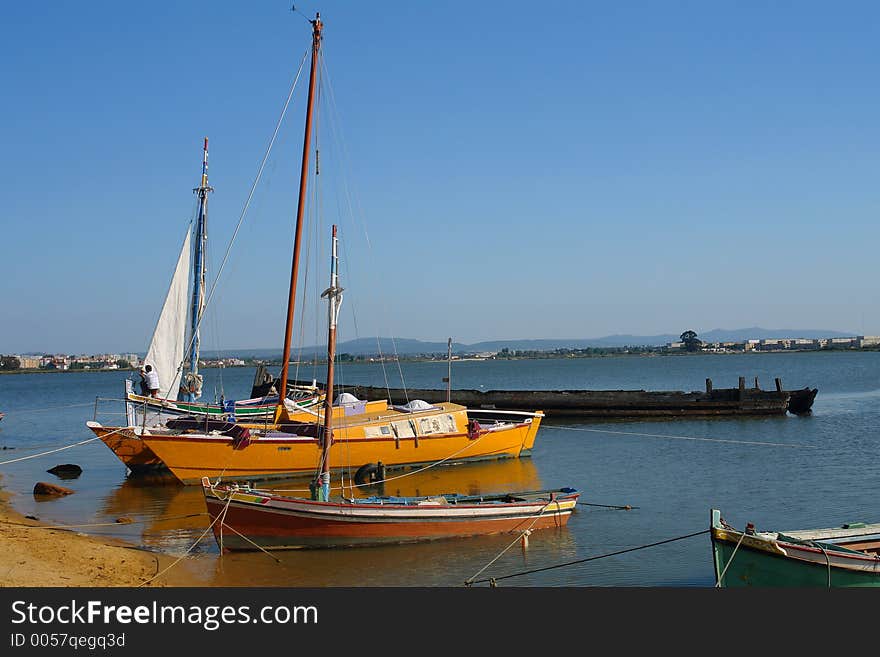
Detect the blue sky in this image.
<box><xmin>2</xmin><ymin>1</ymin><xmax>879</xmax><ymax>354</ymax></box>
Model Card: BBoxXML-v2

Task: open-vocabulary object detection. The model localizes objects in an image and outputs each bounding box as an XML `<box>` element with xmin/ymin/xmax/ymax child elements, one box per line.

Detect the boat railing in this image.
<box><xmin>92</xmin><ymin>396</ymin><xmax>169</xmax><ymax>429</ymax></box>
<box><xmin>92</xmin><ymin>397</ymin><xmax>133</xmax><ymax>423</ymax></box>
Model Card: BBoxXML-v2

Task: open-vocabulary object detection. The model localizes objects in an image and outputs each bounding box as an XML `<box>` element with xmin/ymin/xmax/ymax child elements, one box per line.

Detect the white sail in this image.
<box><xmin>143</xmin><ymin>229</ymin><xmax>192</xmax><ymax>401</ymax></box>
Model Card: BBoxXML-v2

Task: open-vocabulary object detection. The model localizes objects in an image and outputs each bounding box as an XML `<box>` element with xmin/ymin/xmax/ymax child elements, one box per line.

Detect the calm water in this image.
<box><xmin>1</xmin><ymin>351</ymin><xmax>878</xmax><ymax>586</ymax></box>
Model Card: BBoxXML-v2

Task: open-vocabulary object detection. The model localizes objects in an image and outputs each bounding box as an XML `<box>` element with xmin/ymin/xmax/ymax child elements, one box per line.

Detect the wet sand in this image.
<box><xmin>0</xmin><ymin>478</ymin><xmax>209</xmax><ymax>587</ymax></box>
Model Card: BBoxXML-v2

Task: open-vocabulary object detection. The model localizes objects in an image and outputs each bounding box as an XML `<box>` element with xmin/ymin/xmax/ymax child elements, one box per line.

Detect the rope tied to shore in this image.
<box><xmin>714</xmin><ymin>528</ymin><xmax>746</xmax><ymax>587</ymax></box>
<box><xmin>546</xmin><ymin>424</ymin><xmax>817</xmax><ymax>449</ymax></box>
<box><xmin>467</xmin><ymin>529</ymin><xmax>710</xmax><ymax>587</ymax></box>
<box><xmin>464</xmin><ymin>498</ymin><xmax>563</xmax><ymax>587</ymax></box>
<box><xmin>137</xmin><ymin>493</ymin><xmax>234</xmax><ymax>588</ymax></box>
<box><xmin>0</xmin><ymin>512</ymin><xmax>208</xmax><ymax>531</ymax></box>
<box><xmin>0</xmin><ymin>436</ymin><xmax>102</xmax><ymax>466</ymax></box>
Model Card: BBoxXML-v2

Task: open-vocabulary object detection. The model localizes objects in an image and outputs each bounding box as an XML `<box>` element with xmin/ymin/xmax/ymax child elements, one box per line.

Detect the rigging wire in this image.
<box><xmin>544</xmin><ymin>424</ymin><xmax>816</xmax><ymax>449</ymax></box>
<box><xmin>318</xmin><ymin>51</ymin><xmax>402</xmax><ymax>399</ymax></box>
<box><xmin>163</xmin><ymin>48</ymin><xmax>311</xmax><ymax>397</ymax></box>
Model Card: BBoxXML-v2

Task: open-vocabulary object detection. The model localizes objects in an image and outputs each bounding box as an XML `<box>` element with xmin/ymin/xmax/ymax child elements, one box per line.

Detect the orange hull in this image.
<box><xmin>87</xmin><ymin>422</ymin><xmax>164</xmax><ymax>471</ymax></box>
<box><xmin>144</xmin><ymin>415</ymin><xmax>541</xmax><ymax>484</ymax></box>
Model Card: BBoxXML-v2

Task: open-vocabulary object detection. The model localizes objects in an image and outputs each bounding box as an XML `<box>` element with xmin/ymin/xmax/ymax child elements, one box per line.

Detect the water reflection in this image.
<box><xmin>206</xmin><ymin>523</ymin><xmax>580</xmax><ymax>587</ymax></box>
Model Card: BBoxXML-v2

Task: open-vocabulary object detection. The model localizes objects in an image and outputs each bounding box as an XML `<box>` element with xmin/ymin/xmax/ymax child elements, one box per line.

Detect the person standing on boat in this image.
<box><xmin>140</xmin><ymin>364</ymin><xmax>160</xmax><ymax>398</ymax></box>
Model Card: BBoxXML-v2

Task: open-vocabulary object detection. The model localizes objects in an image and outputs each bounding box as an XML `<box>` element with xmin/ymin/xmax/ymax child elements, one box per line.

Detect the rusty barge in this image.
<box><xmin>252</xmin><ymin>372</ymin><xmax>817</xmax><ymax>419</ymax></box>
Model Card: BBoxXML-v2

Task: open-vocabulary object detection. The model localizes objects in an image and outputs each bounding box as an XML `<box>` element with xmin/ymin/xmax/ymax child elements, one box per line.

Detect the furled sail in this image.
<box><xmin>143</xmin><ymin>229</ymin><xmax>192</xmax><ymax>400</ymax></box>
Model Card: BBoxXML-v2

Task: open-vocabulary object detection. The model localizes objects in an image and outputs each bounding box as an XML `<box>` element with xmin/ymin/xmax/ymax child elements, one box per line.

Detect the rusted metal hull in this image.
<box><xmin>786</xmin><ymin>387</ymin><xmax>819</xmax><ymax>415</ymax></box>
<box><xmin>339</xmin><ymin>385</ymin><xmax>792</xmax><ymax>418</ymax></box>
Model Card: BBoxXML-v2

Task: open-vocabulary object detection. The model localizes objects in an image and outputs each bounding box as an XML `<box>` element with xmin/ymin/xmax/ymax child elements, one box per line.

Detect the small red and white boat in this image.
<box><xmin>202</xmin><ymin>477</ymin><xmax>580</xmax><ymax>550</ymax></box>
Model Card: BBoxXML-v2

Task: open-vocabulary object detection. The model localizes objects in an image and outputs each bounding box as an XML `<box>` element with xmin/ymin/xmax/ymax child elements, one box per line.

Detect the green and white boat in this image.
<box><xmin>711</xmin><ymin>509</ymin><xmax>880</xmax><ymax>587</ymax></box>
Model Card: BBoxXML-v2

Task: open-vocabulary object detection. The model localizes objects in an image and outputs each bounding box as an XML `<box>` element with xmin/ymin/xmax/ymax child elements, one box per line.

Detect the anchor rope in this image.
<box><xmin>137</xmin><ymin>493</ymin><xmax>233</xmax><ymax>587</ymax></box>
<box><xmin>0</xmin><ymin>436</ymin><xmax>102</xmax><ymax>466</ymax></box>
<box><xmin>715</xmin><ymin>529</ymin><xmax>747</xmax><ymax>587</ymax></box>
<box><xmin>577</xmin><ymin>501</ymin><xmax>636</xmax><ymax>510</ymax></box>
<box><xmin>467</xmin><ymin>529</ymin><xmax>710</xmax><ymax>586</ymax></box>
<box><xmin>812</xmin><ymin>540</ymin><xmax>833</xmax><ymax>588</ymax></box>
<box><xmin>218</xmin><ymin>520</ymin><xmax>282</xmax><ymax>563</ymax></box>
<box><xmin>545</xmin><ymin>424</ymin><xmax>816</xmax><ymax>449</ymax></box>
<box><xmin>209</xmin><ymin>480</ymin><xmax>280</xmax><ymax>562</ymax></box>
<box><xmin>0</xmin><ymin>513</ymin><xmax>208</xmax><ymax>531</ymax></box>
<box><xmin>464</xmin><ymin>499</ymin><xmax>562</xmax><ymax>586</ymax></box>
<box><xmin>0</xmin><ymin>402</ymin><xmax>97</xmax><ymax>415</ymax></box>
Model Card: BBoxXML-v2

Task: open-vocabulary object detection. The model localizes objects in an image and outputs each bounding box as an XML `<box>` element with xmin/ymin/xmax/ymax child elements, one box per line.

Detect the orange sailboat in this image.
<box><xmin>88</xmin><ymin>12</ymin><xmax>543</xmax><ymax>485</ymax></box>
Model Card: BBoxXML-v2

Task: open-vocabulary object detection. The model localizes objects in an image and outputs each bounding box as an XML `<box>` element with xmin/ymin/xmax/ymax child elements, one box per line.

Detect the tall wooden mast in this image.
<box><xmin>313</xmin><ymin>224</ymin><xmax>343</xmax><ymax>501</ymax></box>
<box><xmin>277</xmin><ymin>13</ymin><xmax>323</xmax><ymax>416</ymax></box>
<box><xmin>185</xmin><ymin>137</ymin><xmax>211</xmax><ymax>401</ymax></box>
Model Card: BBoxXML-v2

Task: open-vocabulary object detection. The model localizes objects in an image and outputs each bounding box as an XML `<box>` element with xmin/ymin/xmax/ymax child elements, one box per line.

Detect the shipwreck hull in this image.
<box><xmin>256</xmin><ymin>376</ymin><xmax>816</xmax><ymax>419</ymax></box>
<box><xmin>341</xmin><ymin>385</ymin><xmax>791</xmax><ymax>418</ymax></box>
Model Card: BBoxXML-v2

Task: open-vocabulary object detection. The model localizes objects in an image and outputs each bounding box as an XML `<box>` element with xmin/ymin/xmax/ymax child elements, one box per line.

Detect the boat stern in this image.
<box><xmin>520</xmin><ymin>411</ymin><xmax>544</xmax><ymax>453</ymax></box>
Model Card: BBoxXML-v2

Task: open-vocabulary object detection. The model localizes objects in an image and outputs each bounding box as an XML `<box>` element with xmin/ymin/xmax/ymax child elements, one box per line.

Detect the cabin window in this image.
<box><xmin>364</xmin><ymin>424</ymin><xmax>392</xmax><ymax>439</ymax></box>
<box><xmin>418</xmin><ymin>414</ymin><xmax>456</xmax><ymax>435</ymax></box>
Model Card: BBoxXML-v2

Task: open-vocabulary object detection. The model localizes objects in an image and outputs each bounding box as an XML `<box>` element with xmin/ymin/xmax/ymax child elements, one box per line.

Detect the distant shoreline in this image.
<box><xmin>2</xmin><ymin>346</ymin><xmax>877</xmax><ymax>376</ymax></box>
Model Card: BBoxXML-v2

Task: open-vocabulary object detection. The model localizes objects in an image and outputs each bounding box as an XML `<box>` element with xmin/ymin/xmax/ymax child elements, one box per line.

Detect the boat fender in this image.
<box><xmin>354</xmin><ymin>462</ymin><xmax>381</xmax><ymax>486</ymax></box>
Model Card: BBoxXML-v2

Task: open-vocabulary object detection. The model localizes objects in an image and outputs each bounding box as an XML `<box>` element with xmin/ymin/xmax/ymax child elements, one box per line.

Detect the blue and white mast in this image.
<box><xmin>184</xmin><ymin>137</ymin><xmax>211</xmax><ymax>401</ymax></box>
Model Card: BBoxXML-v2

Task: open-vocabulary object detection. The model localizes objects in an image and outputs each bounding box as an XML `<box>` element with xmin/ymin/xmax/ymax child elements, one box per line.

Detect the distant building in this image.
<box><xmin>788</xmin><ymin>338</ymin><xmax>819</xmax><ymax>350</ymax></box>
<box><xmin>17</xmin><ymin>355</ymin><xmax>41</xmax><ymax>368</ymax></box>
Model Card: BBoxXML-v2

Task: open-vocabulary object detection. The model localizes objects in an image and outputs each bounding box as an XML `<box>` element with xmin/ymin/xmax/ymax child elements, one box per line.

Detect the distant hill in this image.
<box><xmin>208</xmin><ymin>327</ymin><xmax>858</xmax><ymax>358</ymax></box>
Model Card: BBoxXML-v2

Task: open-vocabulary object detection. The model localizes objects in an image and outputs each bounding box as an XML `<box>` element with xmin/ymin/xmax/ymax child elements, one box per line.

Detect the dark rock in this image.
<box><xmin>115</xmin><ymin>517</ymin><xmax>134</xmax><ymax>524</ymax></box>
<box><xmin>33</xmin><ymin>482</ymin><xmax>74</xmax><ymax>497</ymax></box>
<box><xmin>47</xmin><ymin>464</ymin><xmax>82</xmax><ymax>479</ymax></box>
<box><xmin>25</xmin><ymin>515</ymin><xmax>39</xmax><ymax>521</ymax></box>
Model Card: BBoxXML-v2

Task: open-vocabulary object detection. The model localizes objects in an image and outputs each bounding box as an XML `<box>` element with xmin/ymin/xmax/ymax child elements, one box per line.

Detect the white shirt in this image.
<box><xmin>145</xmin><ymin>370</ymin><xmax>160</xmax><ymax>391</ymax></box>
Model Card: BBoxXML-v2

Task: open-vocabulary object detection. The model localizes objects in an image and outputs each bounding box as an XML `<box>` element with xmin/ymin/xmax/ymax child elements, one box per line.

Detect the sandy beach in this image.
<box><xmin>0</xmin><ymin>480</ymin><xmax>208</xmax><ymax>587</ymax></box>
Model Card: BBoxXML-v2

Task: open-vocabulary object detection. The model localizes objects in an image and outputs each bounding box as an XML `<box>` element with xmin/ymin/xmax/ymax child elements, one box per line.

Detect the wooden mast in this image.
<box><xmin>277</xmin><ymin>12</ymin><xmax>323</xmax><ymax>418</ymax></box>
<box><xmin>185</xmin><ymin>136</ymin><xmax>211</xmax><ymax>401</ymax></box>
<box><xmin>313</xmin><ymin>224</ymin><xmax>343</xmax><ymax>501</ymax></box>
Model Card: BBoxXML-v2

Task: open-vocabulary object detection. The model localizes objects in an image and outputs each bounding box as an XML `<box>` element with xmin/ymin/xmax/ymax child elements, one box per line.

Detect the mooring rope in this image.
<box><xmin>467</xmin><ymin>529</ymin><xmax>710</xmax><ymax>586</ymax></box>
<box><xmin>577</xmin><ymin>501</ymin><xmax>636</xmax><ymax>510</ymax></box>
<box><xmin>812</xmin><ymin>540</ymin><xmax>833</xmax><ymax>588</ymax></box>
<box><xmin>210</xmin><ymin>480</ymin><xmax>280</xmax><ymax>562</ymax></box>
<box><xmin>137</xmin><ymin>493</ymin><xmax>233</xmax><ymax>588</ymax></box>
<box><xmin>0</xmin><ymin>402</ymin><xmax>98</xmax><ymax>415</ymax></box>
<box><xmin>464</xmin><ymin>499</ymin><xmax>562</xmax><ymax>586</ymax></box>
<box><xmin>714</xmin><ymin>530</ymin><xmax>746</xmax><ymax>587</ymax></box>
<box><xmin>545</xmin><ymin>424</ymin><xmax>815</xmax><ymax>449</ymax></box>
<box><xmin>0</xmin><ymin>513</ymin><xmax>208</xmax><ymax>531</ymax></box>
<box><xmin>0</xmin><ymin>436</ymin><xmax>102</xmax><ymax>466</ymax></box>
<box><xmin>219</xmin><ymin>520</ymin><xmax>281</xmax><ymax>564</ymax></box>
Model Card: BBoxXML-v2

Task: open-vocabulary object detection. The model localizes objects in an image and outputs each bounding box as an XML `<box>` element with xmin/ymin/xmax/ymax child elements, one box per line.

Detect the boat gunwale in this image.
<box><xmin>711</xmin><ymin>511</ymin><xmax>880</xmax><ymax>567</ymax></box>
<box><xmin>204</xmin><ymin>484</ymin><xmax>580</xmax><ymax>514</ymax></box>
